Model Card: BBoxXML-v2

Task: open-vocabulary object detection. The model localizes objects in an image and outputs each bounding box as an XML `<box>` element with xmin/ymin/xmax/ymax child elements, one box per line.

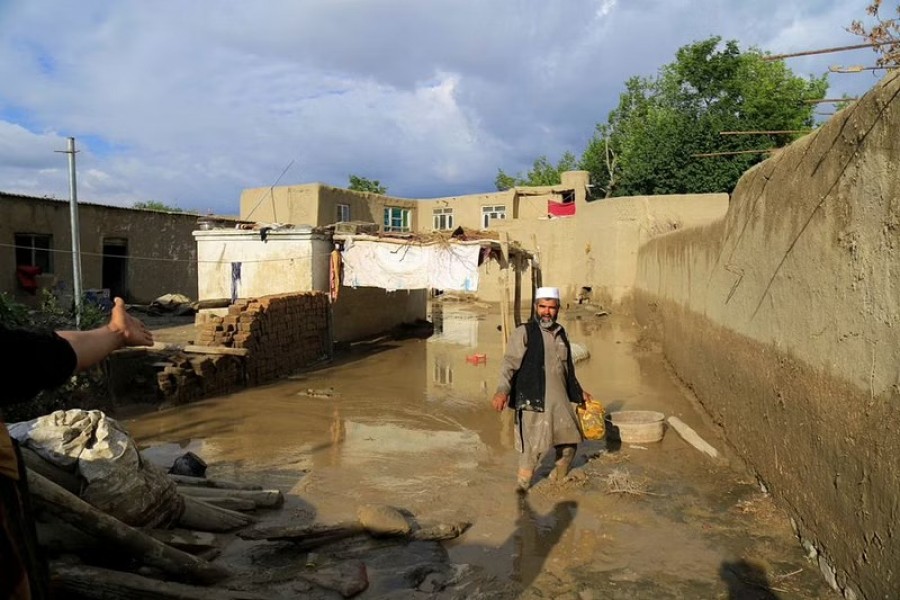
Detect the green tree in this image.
<box><xmin>495</xmin><ymin>152</ymin><xmax>578</xmax><ymax>191</ymax></box>
<box><xmin>848</xmin><ymin>1</ymin><xmax>900</xmax><ymax>67</ymax></box>
<box><xmin>584</xmin><ymin>37</ymin><xmax>827</xmax><ymax>196</ymax></box>
<box><xmin>348</xmin><ymin>174</ymin><xmax>388</xmax><ymax>194</ymax></box>
<box><xmin>133</xmin><ymin>200</ymin><xmax>182</xmax><ymax>212</ymax></box>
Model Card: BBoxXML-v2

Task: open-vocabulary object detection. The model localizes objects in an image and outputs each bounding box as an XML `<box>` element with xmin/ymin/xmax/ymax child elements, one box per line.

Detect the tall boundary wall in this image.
<box><xmin>634</xmin><ymin>71</ymin><xmax>900</xmax><ymax>599</ymax></box>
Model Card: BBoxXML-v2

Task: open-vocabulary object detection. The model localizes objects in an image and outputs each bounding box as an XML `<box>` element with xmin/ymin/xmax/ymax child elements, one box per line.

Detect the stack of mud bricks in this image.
<box><xmin>197</xmin><ymin>292</ymin><xmax>330</xmax><ymax>387</ymax></box>
<box><xmin>156</xmin><ymin>353</ymin><xmax>243</xmax><ymax>405</ymax></box>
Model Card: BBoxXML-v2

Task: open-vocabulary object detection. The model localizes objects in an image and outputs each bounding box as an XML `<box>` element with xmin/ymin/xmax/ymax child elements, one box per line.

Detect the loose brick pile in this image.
<box><xmin>153</xmin><ymin>292</ymin><xmax>330</xmax><ymax>404</ymax></box>
<box><xmin>155</xmin><ymin>354</ymin><xmax>244</xmax><ymax>405</ymax></box>
<box><xmin>196</xmin><ymin>293</ymin><xmax>330</xmax><ymax>386</ymax></box>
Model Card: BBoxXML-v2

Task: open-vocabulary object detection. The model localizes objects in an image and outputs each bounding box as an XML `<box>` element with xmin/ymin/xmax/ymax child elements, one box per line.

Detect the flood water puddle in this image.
<box><xmin>127</xmin><ymin>303</ymin><xmax>837</xmax><ymax>598</ymax></box>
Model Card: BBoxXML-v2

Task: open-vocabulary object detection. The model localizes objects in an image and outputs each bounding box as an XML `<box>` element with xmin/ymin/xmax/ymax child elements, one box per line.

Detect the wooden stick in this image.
<box><xmin>666</xmin><ymin>416</ymin><xmax>719</xmax><ymax>459</ymax></box>
<box><xmin>803</xmin><ymin>98</ymin><xmax>857</xmax><ymax>104</ymax></box>
<box><xmin>691</xmin><ymin>149</ymin><xmax>776</xmax><ymax>158</ymax></box>
<box><xmin>183</xmin><ymin>345</ymin><xmax>249</xmax><ymax>357</ymax></box>
<box><xmin>50</xmin><ymin>563</ymin><xmax>265</xmax><ymax>600</ymax></box>
<box><xmin>176</xmin><ymin>486</ymin><xmax>283</xmax><ymax>509</ymax></box>
<box><xmin>719</xmin><ymin>130</ymin><xmax>811</xmax><ymax>135</ymax></box>
<box><xmin>27</xmin><ymin>470</ymin><xmax>230</xmax><ymax>585</ymax></box>
<box><xmin>168</xmin><ymin>474</ymin><xmax>262</xmax><ymax>491</ymax></box>
<box><xmin>177</xmin><ymin>496</ymin><xmax>256</xmax><ymax>532</ymax></box>
<box><xmin>763</xmin><ymin>40</ymin><xmax>895</xmax><ymax>62</ymax></box>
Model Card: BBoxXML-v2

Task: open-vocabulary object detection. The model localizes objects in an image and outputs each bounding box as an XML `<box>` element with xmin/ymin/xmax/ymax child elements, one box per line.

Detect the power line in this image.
<box><xmin>2</xmin><ymin>242</ymin><xmax>318</xmax><ymax>265</ymax></box>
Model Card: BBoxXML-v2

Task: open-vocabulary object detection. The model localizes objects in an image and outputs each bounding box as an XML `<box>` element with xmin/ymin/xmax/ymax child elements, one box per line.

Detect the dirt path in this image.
<box><xmin>126</xmin><ymin>304</ymin><xmax>837</xmax><ymax>599</ymax></box>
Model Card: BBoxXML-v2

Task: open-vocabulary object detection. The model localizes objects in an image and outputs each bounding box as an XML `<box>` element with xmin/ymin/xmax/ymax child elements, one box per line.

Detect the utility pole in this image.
<box><xmin>58</xmin><ymin>137</ymin><xmax>84</xmax><ymax>327</ymax></box>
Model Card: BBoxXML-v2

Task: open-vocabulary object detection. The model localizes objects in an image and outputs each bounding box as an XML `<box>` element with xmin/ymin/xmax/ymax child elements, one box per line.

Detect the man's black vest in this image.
<box><xmin>507</xmin><ymin>319</ymin><xmax>583</xmax><ymax>412</ymax></box>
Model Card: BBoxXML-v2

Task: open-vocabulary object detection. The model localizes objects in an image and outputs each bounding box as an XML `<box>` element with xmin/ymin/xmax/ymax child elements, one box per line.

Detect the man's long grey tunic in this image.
<box><xmin>496</xmin><ymin>322</ymin><xmax>582</xmax><ymax>470</ymax></box>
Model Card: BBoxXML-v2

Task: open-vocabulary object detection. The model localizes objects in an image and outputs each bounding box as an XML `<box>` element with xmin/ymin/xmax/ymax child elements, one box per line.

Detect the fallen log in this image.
<box><xmin>184</xmin><ymin>345</ymin><xmax>249</xmax><ymax>357</ymax></box>
<box><xmin>239</xmin><ymin>519</ymin><xmax>471</xmax><ymax>547</ymax></box>
<box><xmin>666</xmin><ymin>416</ymin><xmax>719</xmax><ymax>459</ymax></box>
<box><xmin>27</xmin><ymin>470</ymin><xmax>230</xmax><ymax>585</ymax></box>
<box><xmin>176</xmin><ymin>486</ymin><xmax>283</xmax><ymax>509</ymax></box>
<box><xmin>238</xmin><ymin>522</ymin><xmax>365</xmax><ymax>547</ymax></box>
<box><xmin>191</xmin><ymin>496</ymin><xmax>256</xmax><ymax>512</ymax></box>
<box><xmin>168</xmin><ymin>474</ymin><xmax>263</xmax><ymax>491</ymax></box>
<box><xmin>178</xmin><ymin>496</ymin><xmax>256</xmax><ymax>532</ymax></box>
<box><xmin>19</xmin><ymin>446</ymin><xmax>81</xmax><ymax>494</ymax></box>
<box><xmin>50</xmin><ymin>563</ymin><xmax>267</xmax><ymax>600</ymax></box>
<box><xmin>146</xmin><ymin>529</ymin><xmax>220</xmax><ymax>555</ymax></box>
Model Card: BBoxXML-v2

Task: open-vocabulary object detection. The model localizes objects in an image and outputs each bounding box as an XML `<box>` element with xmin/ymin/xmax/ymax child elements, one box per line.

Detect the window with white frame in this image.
<box><xmin>432</xmin><ymin>207</ymin><xmax>454</xmax><ymax>231</ymax></box>
<box><xmin>383</xmin><ymin>207</ymin><xmax>411</xmax><ymax>232</ymax></box>
<box><xmin>336</xmin><ymin>204</ymin><xmax>350</xmax><ymax>223</ymax></box>
<box><xmin>15</xmin><ymin>233</ymin><xmax>53</xmax><ymax>273</ymax></box>
<box><xmin>481</xmin><ymin>205</ymin><xmax>507</xmax><ymax>229</ymax></box>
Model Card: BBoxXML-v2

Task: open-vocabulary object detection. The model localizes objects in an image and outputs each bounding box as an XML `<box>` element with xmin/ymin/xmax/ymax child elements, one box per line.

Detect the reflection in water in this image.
<box><xmin>512</xmin><ymin>496</ymin><xmax>578</xmax><ymax>589</ymax></box>
<box><xmin>328</xmin><ymin>407</ymin><xmax>345</xmax><ymax>467</ymax></box>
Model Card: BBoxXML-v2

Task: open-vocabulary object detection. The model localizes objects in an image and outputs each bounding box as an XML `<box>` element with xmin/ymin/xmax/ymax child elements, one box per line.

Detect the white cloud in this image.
<box><xmin>0</xmin><ymin>0</ymin><xmax>879</xmax><ymax>213</ymax></box>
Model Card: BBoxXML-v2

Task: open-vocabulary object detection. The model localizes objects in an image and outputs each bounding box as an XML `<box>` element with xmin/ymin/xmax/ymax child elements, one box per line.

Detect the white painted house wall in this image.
<box><xmin>193</xmin><ymin>228</ymin><xmax>331</xmax><ymax>300</ymax></box>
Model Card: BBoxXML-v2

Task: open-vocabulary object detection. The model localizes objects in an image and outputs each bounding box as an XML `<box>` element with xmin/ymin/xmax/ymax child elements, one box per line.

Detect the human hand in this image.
<box><xmin>108</xmin><ymin>297</ymin><xmax>153</xmax><ymax>347</ymax></box>
<box><xmin>491</xmin><ymin>392</ymin><xmax>509</xmax><ymax>412</ymax></box>
<box><xmin>582</xmin><ymin>390</ymin><xmax>594</xmax><ymax>404</ymax></box>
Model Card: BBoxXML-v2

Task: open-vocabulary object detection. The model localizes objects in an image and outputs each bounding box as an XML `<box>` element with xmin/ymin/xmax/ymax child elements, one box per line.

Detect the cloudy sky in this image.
<box><xmin>0</xmin><ymin>0</ymin><xmax>887</xmax><ymax>214</ymax></box>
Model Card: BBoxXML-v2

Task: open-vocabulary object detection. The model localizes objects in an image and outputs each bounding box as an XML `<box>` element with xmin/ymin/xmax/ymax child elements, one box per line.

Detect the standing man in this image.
<box><xmin>491</xmin><ymin>287</ymin><xmax>592</xmax><ymax>492</ymax></box>
<box><xmin>1</xmin><ymin>297</ymin><xmax>153</xmax><ymax>599</ymax></box>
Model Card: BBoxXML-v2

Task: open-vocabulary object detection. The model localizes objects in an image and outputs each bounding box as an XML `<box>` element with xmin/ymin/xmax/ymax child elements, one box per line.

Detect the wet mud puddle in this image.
<box><xmin>128</xmin><ymin>304</ymin><xmax>837</xmax><ymax>598</ymax></box>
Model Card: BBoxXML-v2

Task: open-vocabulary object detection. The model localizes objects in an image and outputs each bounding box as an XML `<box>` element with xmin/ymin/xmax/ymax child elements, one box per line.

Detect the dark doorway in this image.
<box><xmin>102</xmin><ymin>238</ymin><xmax>128</xmax><ymax>300</ymax></box>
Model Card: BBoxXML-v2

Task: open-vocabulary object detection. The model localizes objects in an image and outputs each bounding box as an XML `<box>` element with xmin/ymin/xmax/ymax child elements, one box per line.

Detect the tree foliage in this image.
<box><xmin>348</xmin><ymin>174</ymin><xmax>388</xmax><ymax>195</ymax></box>
<box><xmin>584</xmin><ymin>37</ymin><xmax>827</xmax><ymax>196</ymax></box>
<box><xmin>133</xmin><ymin>200</ymin><xmax>182</xmax><ymax>212</ymax></box>
<box><xmin>494</xmin><ymin>152</ymin><xmax>578</xmax><ymax>191</ymax></box>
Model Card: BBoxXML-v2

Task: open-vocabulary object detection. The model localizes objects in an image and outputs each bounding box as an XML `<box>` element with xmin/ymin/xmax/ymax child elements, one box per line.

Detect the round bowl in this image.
<box><xmin>605</xmin><ymin>410</ymin><xmax>666</xmax><ymax>443</ymax></box>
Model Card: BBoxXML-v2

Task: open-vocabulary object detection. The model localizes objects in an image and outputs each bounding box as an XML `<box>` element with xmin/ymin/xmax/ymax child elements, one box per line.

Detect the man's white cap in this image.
<box><xmin>535</xmin><ymin>286</ymin><xmax>560</xmax><ymax>300</ymax></box>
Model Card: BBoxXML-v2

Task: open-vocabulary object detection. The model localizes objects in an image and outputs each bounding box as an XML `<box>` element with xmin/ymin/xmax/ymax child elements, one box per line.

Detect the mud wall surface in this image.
<box><xmin>634</xmin><ymin>71</ymin><xmax>900</xmax><ymax>599</ymax></box>
<box><xmin>475</xmin><ymin>193</ymin><xmax>727</xmax><ymax>305</ymax></box>
<box><xmin>0</xmin><ymin>195</ymin><xmax>198</xmax><ymax>303</ymax></box>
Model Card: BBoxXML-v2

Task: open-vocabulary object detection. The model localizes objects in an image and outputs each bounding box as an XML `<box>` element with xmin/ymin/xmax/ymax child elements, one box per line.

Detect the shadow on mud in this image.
<box><xmin>510</xmin><ymin>496</ymin><xmax>578</xmax><ymax>594</ymax></box>
<box><xmin>720</xmin><ymin>559</ymin><xmax>781</xmax><ymax>599</ymax></box>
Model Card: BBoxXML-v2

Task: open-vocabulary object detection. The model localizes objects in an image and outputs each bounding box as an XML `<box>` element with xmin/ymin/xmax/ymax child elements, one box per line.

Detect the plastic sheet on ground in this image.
<box><xmin>8</xmin><ymin>409</ymin><xmax>183</xmax><ymax>528</ymax></box>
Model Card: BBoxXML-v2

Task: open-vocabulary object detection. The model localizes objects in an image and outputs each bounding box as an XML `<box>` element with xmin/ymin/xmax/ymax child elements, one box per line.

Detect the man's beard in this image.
<box><xmin>538</xmin><ymin>315</ymin><xmax>556</xmax><ymax>330</ymax></box>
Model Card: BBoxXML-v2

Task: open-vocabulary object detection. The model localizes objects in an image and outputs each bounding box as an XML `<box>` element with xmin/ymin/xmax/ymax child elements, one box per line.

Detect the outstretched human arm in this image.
<box><xmin>56</xmin><ymin>297</ymin><xmax>153</xmax><ymax>372</ymax></box>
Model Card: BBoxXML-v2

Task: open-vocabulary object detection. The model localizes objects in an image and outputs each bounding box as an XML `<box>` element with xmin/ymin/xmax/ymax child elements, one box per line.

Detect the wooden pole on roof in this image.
<box><xmin>499</xmin><ymin>232</ymin><xmax>512</xmax><ymax>352</ymax></box>
<box><xmin>513</xmin><ymin>253</ymin><xmax>522</xmax><ymax>327</ymax></box>
<box><xmin>719</xmin><ymin>130</ymin><xmax>811</xmax><ymax>135</ymax></box>
<box><xmin>762</xmin><ymin>41</ymin><xmax>895</xmax><ymax>62</ymax></box>
<box><xmin>691</xmin><ymin>149</ymin><xmax>777</xmax><ymax>158</ymax></box>
<box><xmin>804</xmin><ymin>98</ymin><xmax>857</xmax><ymax>104</ymax></box>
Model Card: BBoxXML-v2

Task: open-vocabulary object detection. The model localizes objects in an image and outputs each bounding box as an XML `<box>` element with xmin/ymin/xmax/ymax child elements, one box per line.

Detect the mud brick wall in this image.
<box><xmin>196</xmin><ymin>293</ymin><xmax>330</xmax><ymax>386</ymax></box>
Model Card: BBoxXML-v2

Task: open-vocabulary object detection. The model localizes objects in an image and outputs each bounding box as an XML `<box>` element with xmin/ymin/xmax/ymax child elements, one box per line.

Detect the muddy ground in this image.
<box><xmin>122</xmin><ymin>302</ymin><xmax>839</xmax><ymax>599</ymax></box>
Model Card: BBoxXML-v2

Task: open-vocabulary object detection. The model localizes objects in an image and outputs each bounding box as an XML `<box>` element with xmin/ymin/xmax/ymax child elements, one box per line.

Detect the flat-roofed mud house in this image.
<box><xmin>1</xmin><ymin>193</ymin><xmax>199</xmax><ymax>305</ymax></box>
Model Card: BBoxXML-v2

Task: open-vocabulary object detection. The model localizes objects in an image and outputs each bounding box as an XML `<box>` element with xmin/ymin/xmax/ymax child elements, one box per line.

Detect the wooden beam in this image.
<box><xmin>719</xmin><ymin>130</ymin><xmax>811</xmax><ymax>135</ymax></box>
<box><xmin>27</xmin><ymin>470</ymin><xmax>230</xmax><ymax>585</ymax></box>
<box><xmin>691</xmin><ymin>149</ymin><xmax>776</xmax><ymax>158</ymax></box>
<box><xmin>803</xmin><ymin>98</ymin><xmax>857</xmax><ymax>104</ymax></box>
<box><xmin>763</xmin><ymin>41</ymin><xmax>895</xmax><ymax>62</ymax></box>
